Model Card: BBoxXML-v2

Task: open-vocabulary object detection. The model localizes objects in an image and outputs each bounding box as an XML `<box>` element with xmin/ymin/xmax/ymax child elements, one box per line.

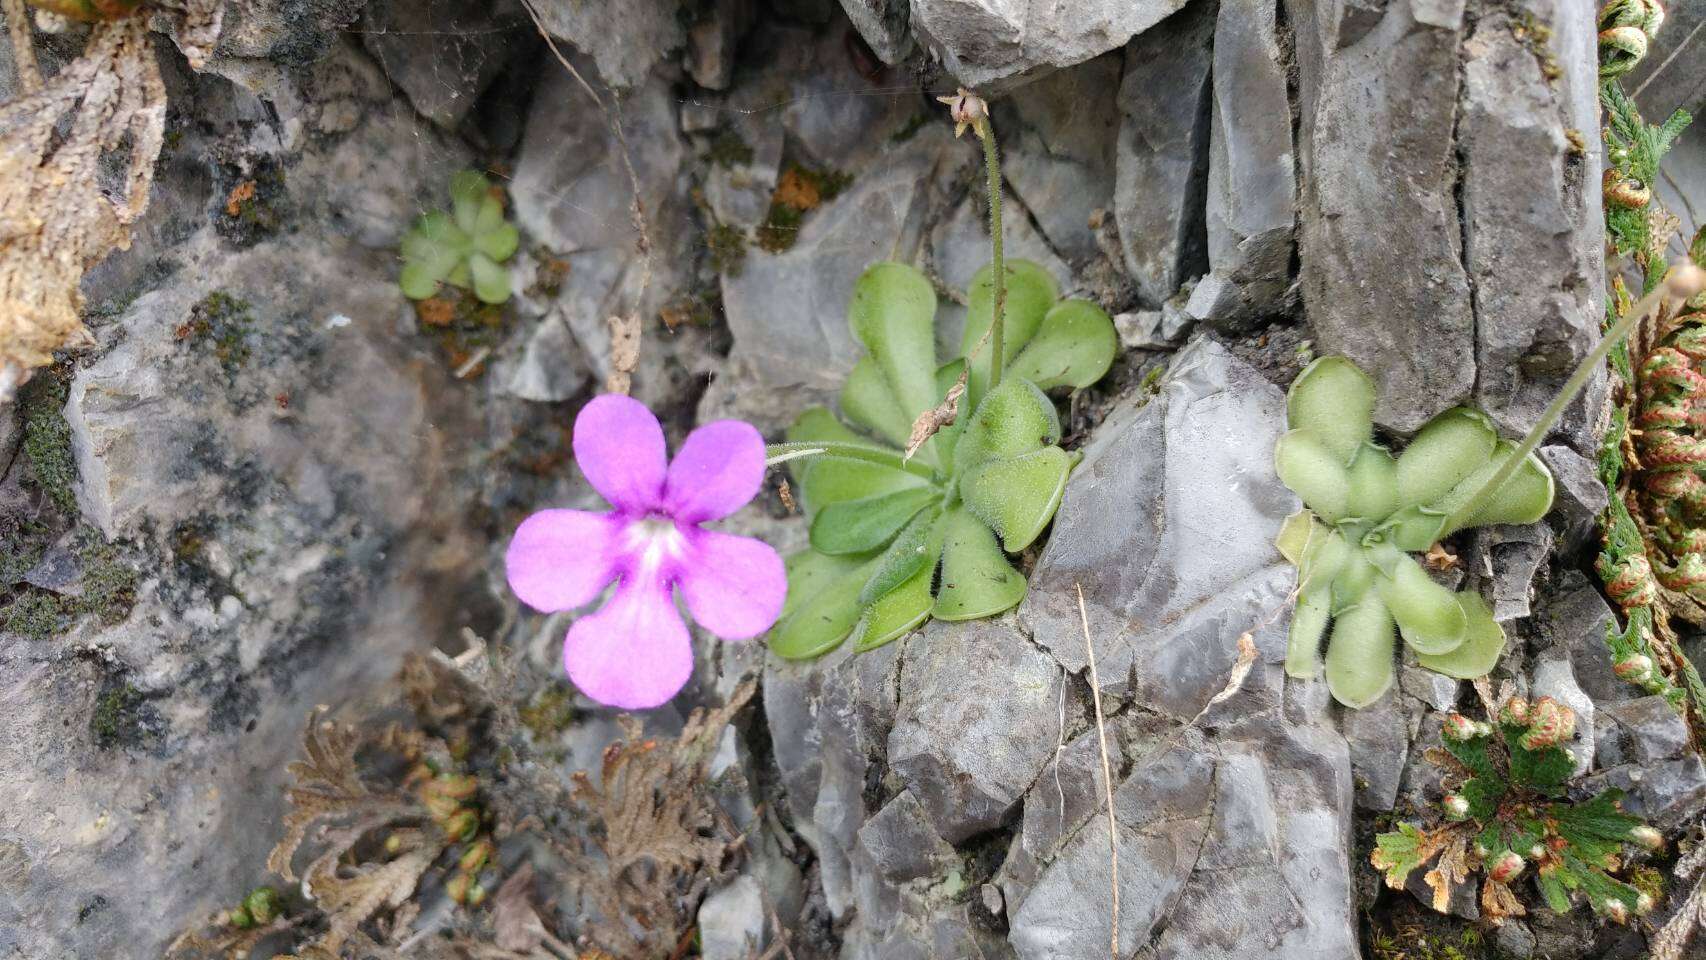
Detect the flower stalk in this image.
<box><xmin>1441</xmin><ymin>261</ymin><xmax>1706</xmax><ymax>533</ymax></box>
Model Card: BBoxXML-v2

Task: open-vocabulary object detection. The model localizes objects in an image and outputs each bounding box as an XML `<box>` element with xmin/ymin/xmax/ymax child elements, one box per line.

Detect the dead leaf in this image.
<box><xmin>904</xmin><ymin>369</ymin><xmax>966</xmax><ymax>461</ymax></box>
<box><xmin>1423</xmin><ymin>543</ymin><xmax>1460</xmax><ymax>572</ymax></box>
<box><xmin>224</xmin><ymin>180</ymin><xmax>256</xmax><ymax>217</ymax></box>
<box><xmin>605</xmin><ymin>312</ymin><xmax>641</xmax><ymax>395</ymax></box>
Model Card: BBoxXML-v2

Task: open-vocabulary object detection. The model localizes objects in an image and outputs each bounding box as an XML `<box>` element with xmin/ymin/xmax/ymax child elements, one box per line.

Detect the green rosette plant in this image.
<box><xmin>1276</xmin><ymin>357</ymin><xmax>1555</xmax><ymax>706</ymax></box>
<box><xmin>767</xmin><ymin>258</ymin><xmax>1117</xmax><ymax>659</ymax></box>
<box><xmin>398</xmin><ymin>171</ymin><xmax>520</xmax><ymax>305</ymax></box>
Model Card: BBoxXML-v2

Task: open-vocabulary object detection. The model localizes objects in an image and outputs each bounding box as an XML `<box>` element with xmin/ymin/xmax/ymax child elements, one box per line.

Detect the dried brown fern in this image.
<box><xmin>557</xmin><ymin>680</ymin><xmax>756</xmax><ymax>956</ymax></box>
<box><xmin>0</xmin><ymin>0</ymin><xmax>219</xmax><ymax>397</ymax></box>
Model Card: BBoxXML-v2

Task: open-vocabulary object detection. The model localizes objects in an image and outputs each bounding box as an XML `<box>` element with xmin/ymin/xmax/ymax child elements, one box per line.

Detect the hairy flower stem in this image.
<box><xmin>975</xmin><ymin>114</ymin><xmax>1006</xmax><ymax>391</ymax></box>
<box><xmin>1441</xmin><ymin>262</ymin><xmax>1706</xmax><ymax>533</ymax></box>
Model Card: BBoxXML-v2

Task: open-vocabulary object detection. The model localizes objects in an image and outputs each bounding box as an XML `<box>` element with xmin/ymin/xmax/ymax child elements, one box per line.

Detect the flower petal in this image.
<box><xmin>664</xmin><ymin>419</ymin><xmax>766</xmax><ymax>523</ymax></box>
<box><xmin>677</xmin><ymin>529</ymin><xmax>786</xmax><ymax>639</ymax></box>
<box><xmin>574</xmin><ymin>394</ymin><xmax>668</xmax><ymax>512</ymax></box>
<box><xmin>564</xmin><ymin>573</ymin><xmax>693</xmax><ymax>709</ymax></box>
<box><xmin>505</xmin><ymin>509</ymin><xmax>619</xmax><ymax>612</ymax></box>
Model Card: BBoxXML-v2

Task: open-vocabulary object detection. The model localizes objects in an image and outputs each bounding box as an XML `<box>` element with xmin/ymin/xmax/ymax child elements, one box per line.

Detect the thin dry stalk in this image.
<box><xmin>517</xmin><ymin>1</ymin><xmax>655</xmax><ymax>395</ymax></box>
<box><xmin>1075</xmin><ymin>582</ymin><xmax>1120</xmax><ymax>959</ymax></box>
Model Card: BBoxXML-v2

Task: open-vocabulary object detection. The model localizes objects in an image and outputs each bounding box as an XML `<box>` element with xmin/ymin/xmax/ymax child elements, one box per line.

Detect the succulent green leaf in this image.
<box><xmin>1415</xmin><ymin>593</ymin><xmax>1507</xmax><ymax>678</ymax></box>
<box><xmin>956</xmin><ymin>377</ymin><xmax>1060</xmax><ymax>469</ymax></box>
<box><xmin>1299</xmin><ymin>526</ymin><xmax>1351</xmax><ymax>591</ymax></box>
<box><xmin>401</xmin><ymin>226</ymin><xmax>465</xmax><ymax>278</ymax></box>
<box><xmin>1275</xmin><ymin>509</ymin><xmax>1319</xmax><ymax>566</ymax></box>
<box><xmin>446</xmin><ymin>259</ymin><xmax>472</xmax><ymax>290</ymax></box>
<box><xmin>450</xmin><ymin>170</ymin><xmax>490</xmax><ymax>232</ymax></box>
<box><xmin>789</xmin><ymin>407</ymin><xmax>866</xmax><ymax>445</ymax></box>
<box><xmin>1396</xmin><ymin>407</ymin><xmax>1497</xmax><ymax>509</ymax></box>
<box><xmin>413</xmin><ymin>210</ymin><xmax>465</xmax><ymax>247</ymax></box>
<box><xmin>1440</xmin><ymin>443</ymin><xmax>1555</xmax><ymax>534</ymax></box>
<box><xmin>469</xmin><ymin>253</ymin><xmax>512</xmax><ymax>304</ymax></box>
<box><xmin>960</xmin><ymin>446</ymin><xmax>1072</xmax><ymax>552</ymax></box>
<box><xmin>841</xmin><ymin>356</ymin><xmax>913</xmax><ymax>449</ymax></box>
<box><xmin>934</xmin><ymin>506</ymin><xmax>1027</xmax><ymax>620</ymax></box>
<box><xmin>1377</xmin><ymin>504</ymin><xmax>1450</xmax><ymax>552</ymax></box>
<box><xmin>961</xmin><ymin>259</ymin><xmax>1058</xmax><ymax>402</ymax></box>
<box><xmin>1005</xmin><ymin>299</ymin><xmax>1118</xmax><ymax>392</ymax></box>
<box><xmin>768</xmin><ymin>551</ymin><xmax>872</xmax><ymax>659</ymax></box>
<box><xmin>1274</xmin><ymin>429</ymin><xmax>1352</xmax><ymax>522</ymax></box>
<box><xmin>1332</xmin><ymin>553</ymin><xmax>1378</xmax><ymax>613</ymax></box>
<box><xmin>1376</xmin><ymin>554</ymin><xmax>1469</xmax><ymax>655</ymax></box>
<box><xmin>854</xmin><ymin>561</ymin><xmax>934</xmax><ymax>652</ymax></box>
<box><xmin>848</xmin><ymin>262</ymin><xmax>940</xmax><ymax>439</ymax></box>
<box><xmin>1287</xmin><ymin>356</ymin><xmax>1376</xmax><ymax>462</ymax></box>
<box><xmin>399</xmin><ymin>261</ymin><xmax>443</xmax><ymax>300</ymax></box>
<box><xmin>800</xmin><ymin>457</ymin><xmax>928</xmax><ymax>515</ymax></box>
<box><xmin>1324</xmin><ymin>596</ymin><xmax>1397</xmax><ymax>708</ymax></box>
<box><xmin>809</xmin><ymin>486</ymin><xmax>936</xmax><ymax>555</ymax></box>
<box><xmin>472</xmin><ymin>194</ymin><xmax>506</xmax><ymax>236</ymax></box>
<box><xmin>1345</xmin><ymin>442</ymin><xmax>1400</xmax><ymax>522</ymax></box>
<box><xmin>859</xmin><ymin>508</ymin><xmax>943</xmax><ymax>605</ymax></box>
<box><xmin>474</xmin><ymin>220</ymin><xmax>520</xmax><ymax>262</ymax></box>
<box><xmin>1287</xmin><ymin>581</ymin><xmax>1332</xmax><ymax>678</ymax></box>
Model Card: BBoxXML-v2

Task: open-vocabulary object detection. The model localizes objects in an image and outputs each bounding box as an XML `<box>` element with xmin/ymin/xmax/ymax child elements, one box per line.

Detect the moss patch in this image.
<box><xmin>2</xmin><ymin>591</ymin><xmax>62</xmax><ymax>641</ymax></box>
<box><xmin>180</xmin><ymin>292</ymin><xmax>256</xmax><ymax>379</ymax></box>
<box><xmin>707</xmin><ymin>128</ymin><xmax>755</xmax><ymax>169</ymax></box>
<box><xmin>755</xmin><ymin>165</ymin><xmax>852</xmax><ymax>253</ymax></box>
<box><xmin>19</xmin><ymin>373</ymin><xmax>78</xmax><ymax>516</ymax></box>
<box><xmin>518</xmin><ymin>684</ymin><xmax>577</xmax><ymax>740</ymax></box>
<box><xmin>707</xmin><ymin>223</ymin><xmax>748</xmax><ymax>276</ymax></box>
<box><xmin>90</xmin><ymin>680</ymin><xmax>158</xmax><ymax>750</ymax></box>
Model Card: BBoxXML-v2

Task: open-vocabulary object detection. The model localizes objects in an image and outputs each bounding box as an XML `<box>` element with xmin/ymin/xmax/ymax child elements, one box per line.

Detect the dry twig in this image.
<box><xmin>1075</xmin><ymin>583</ymin><xmax>1120</xmax><ymax>958</ymax></box>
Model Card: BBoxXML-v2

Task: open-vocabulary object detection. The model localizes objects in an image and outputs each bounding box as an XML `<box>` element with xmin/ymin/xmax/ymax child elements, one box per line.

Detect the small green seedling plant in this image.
<box><xmin>1372</xmin><ymin>696</ymin><xmax>1661</xmax><ymax>924</ymax></box>
<box><xmin>399</xmin><ymin>170</ymin><xmax>520</xmax><ymax>305</ymax></box>
<box><xmin>767</xmin><ymin>259</ymin><xmax>1116</xmax><ymax>657</ymax></box>
<box><xmin>1276</xmin><ymin>357</ymin><xmax>1554</xmax><ymax>706</ymax></box>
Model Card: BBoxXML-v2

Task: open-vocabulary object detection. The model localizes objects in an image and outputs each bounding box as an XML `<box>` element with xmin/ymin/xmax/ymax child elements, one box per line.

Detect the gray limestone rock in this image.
<box><xmin>1294</xmin><ymin>0</ymin><xmax>1474</xmax><ymax>433</ymax></box>
<box><xmin>997</xmin><ymin>51</ymin><xmax>1123</xmax><ymax>265</ymax></box>
<box><xmin>908</xmin><ymin>0</ymin><xmax>1189</xmax><ymax>88</ymax></box>
<box><xmin>360</xmin><ymin>0</ymin><xmax>533</xmax><ymax>130</ymax></box>
<box><xmin>1345</xmin><ymin>690</ymin><xmax>1413</xmax><ymax>810</ymax></box>
<box><xmin>18</xmin><ymin>233</ymin><xmax>477</xmax><ymax>958</ymax></box>
<box><xmin>1459</xmin><ymin>2</ymin><xmax>1604</xmax><ymax>441</ymax></box>
<box><xmin>1596</xmin><ymin>696</ymin><xmax>1691</xmax><ymax>767</ymax></box>
<box><xmin>1021</xmin><ymin>336</ymin><xmax>1299</xmax><ymax>710</ymax></box>
<box><xmin>1538</xmin><ymin>445</ymin><xmax>1609</xmax><ymax>554</ymax></box>
<box><xmin>1537</xmin><ymin>572</ymin><xmax>1628</xmax><ymax>705</ymax></box>
<box><xmin>530</xmin><ymin>0</ymin><xmax>684</xmax><ymax>88</ymax></box>
<box><xmin>700</xmin><ymin>127</ymin><xmax>959</xmax><ymax>434</ymax></box>
<box><xmin>1197</xmin><ymin>0</ymin><xmax>1297</xmax><ymax>330</ymax></box>
<box><xmin>888</xmin><ymin>616</ymin><xmax>1069</xmax><ymax>844</ymax></box>
<box><xmin>1114</xmin><ymin>2</ymin><xmax>1215</xmax><ymax>305</ymax></box>
<box><xmin>837</xmin><ymin>0</ymin><xmax>913</xmax><ymax>62</ymax></box>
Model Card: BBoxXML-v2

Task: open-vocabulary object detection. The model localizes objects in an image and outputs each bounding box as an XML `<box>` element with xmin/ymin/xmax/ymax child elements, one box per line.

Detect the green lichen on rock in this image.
<box><xmin>73</xmin><ymin>536</ymin><xmax>138</xmax><ymax>626</ymax></box>
<box><xmin>19</xmin><ymin>374</ymin><xmax>78</xmax><ymax>515</ymax></box>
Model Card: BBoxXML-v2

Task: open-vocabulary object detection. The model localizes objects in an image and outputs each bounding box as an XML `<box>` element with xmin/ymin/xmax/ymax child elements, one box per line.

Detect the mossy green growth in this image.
<box><xmin>1276</xmin><ymin>357</ymin><xmax>1554</xmax><ymax>706</ymax></box>
<box><xmin>19</xmin><ymin>374</ymin><xmax>78</xmax><ymax>515</ymax></box>
<box><xmin>706</xmin><ymin>128</ymin><xmax>754</xmax><ymax>169</ymax></box>
<box><xmin>2</xmin><ymin>591</ymin><xmax>62</xmax><ymax>641</ymax></box>
<box><xmin>399</xmin><ymin>171</ymin><xmax>520</xmax><ymax>305</ymax></box>
<box><xmin>186</xmin><ymin>292</ymin><xmax>254</xmax><ymax>378</ymax></box>
<box><xmin>767</xmin><ymin>259</ymin><xmax>1117</xmax><ymax>659</ymax></box>
<box><xmin>707</xmin><ymin>223</ymin><xmax>748</xmax><ymax>276</ymax></box>
<box><xmin>90</xmin><ymin>682</ymin><xmax>147</xmax><ymax>748</ymax></box>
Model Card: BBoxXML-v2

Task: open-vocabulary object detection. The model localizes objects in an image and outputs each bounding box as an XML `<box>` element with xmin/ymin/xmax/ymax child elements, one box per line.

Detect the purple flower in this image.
<box><xmin>505</xmin><ymin>395</ymin><xmax>786</xmax><ymax>709</ymax></box>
